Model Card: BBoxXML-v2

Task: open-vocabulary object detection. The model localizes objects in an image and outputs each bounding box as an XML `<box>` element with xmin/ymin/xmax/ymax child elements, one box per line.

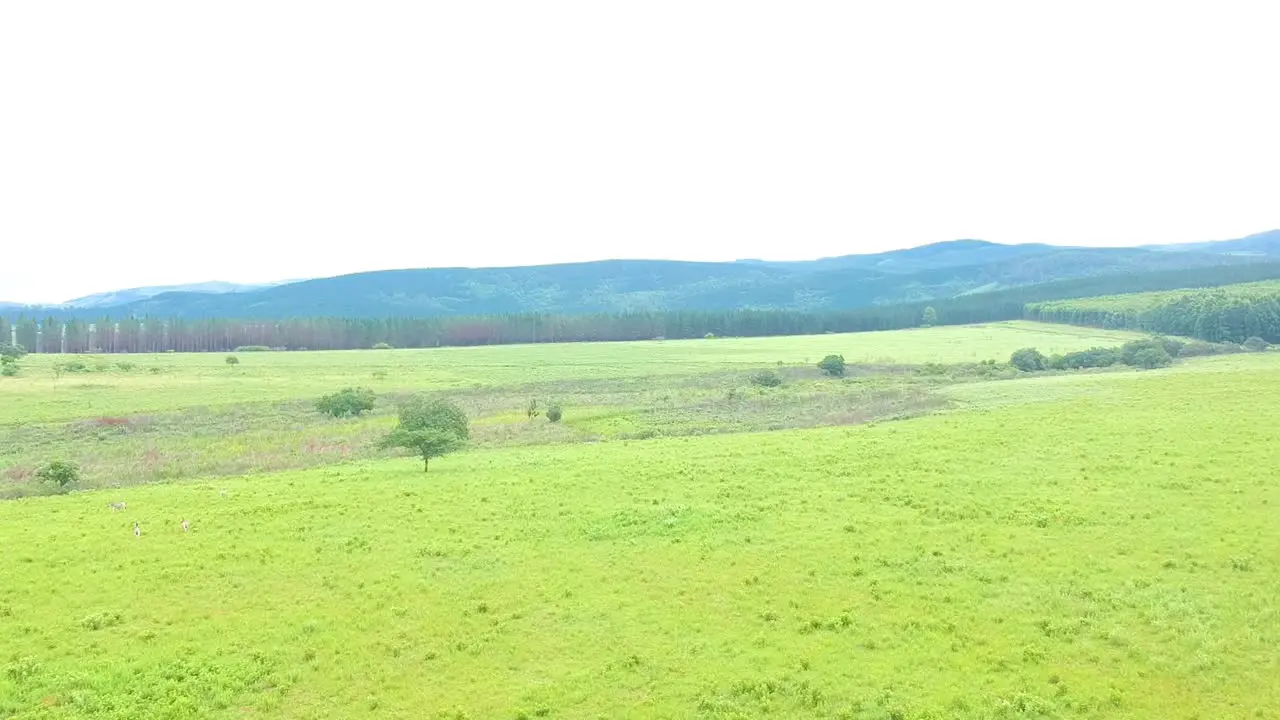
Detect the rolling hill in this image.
<box><xmin>60</xmin><ymin>279</ymin><xmax>302</xmax><ymax>309</ymax></box>
<box><xmin>6</xmin><ymin>232</ymin><xmax>1279</xmax><ymax>320</ymax></box>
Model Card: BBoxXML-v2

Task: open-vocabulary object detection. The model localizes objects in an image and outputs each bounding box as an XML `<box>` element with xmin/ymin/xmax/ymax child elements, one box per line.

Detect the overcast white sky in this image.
<box><xmin>2</xmin><ymin>2</ymin><xmax>1278</xmax><ymax>303</ymax></box>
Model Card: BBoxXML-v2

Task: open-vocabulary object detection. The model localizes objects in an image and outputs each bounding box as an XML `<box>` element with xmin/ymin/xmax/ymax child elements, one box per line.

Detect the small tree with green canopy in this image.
<box><xmin>1009</xmin><ymin>347</ymin><xmax>1046</xmax><ymax>372</ymax></box>
<box><xmin>921</xmin><ymin>306</ymin><xmax>937</xmax><ymax>327</ymax></box>
<box><xmin>0</xmin><ymin>342</ymin><xmax>26</xmax><ymax>359</ymax></box>
<box><xmin>380</xmin><ymin>397</ymin><xmax>469</xmax><ymax>472</ymax></box>
<box><xmin>817</xmin><ymin>354</ymin><xmax>846</xmax><ymax>377</ymax></box>
<box><xmin>37</xmin><ymin>460</ymin><xmax>80</xmax><ymax>489</ymax></box>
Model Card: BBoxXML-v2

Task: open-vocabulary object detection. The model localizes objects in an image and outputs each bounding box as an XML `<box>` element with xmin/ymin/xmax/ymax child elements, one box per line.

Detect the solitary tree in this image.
<box><xmin>37</xmin><ymin>460</ymin><xmax>80</xmax><ymax>489</ymax></box>
<box><xmin>817</xmin><ymin>354</ymin><xmax>846</xmax><ymax>377</ymax></box>
<box><xmin>380</xmin><ymin>397</ymin><xmax>469</xmax><ymax>472</ymax></box>
<box><xmin>921</xmin><ymin>306</ymin><xmax>938</xmax><ymax>327</ymax></box>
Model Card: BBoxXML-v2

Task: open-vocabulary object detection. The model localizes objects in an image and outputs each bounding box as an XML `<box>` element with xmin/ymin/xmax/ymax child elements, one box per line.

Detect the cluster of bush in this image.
<box><xmin>0</xmin><ymin>342</ymin><xmax>24</xmax><ymax>377</ymax></box>
<box><xmin>525</xmin><ymin>399</ymin><xmax>563</xmax><ymax>423</ymax></box>
<box><xmin>1011</xmin><ymin>335</ymin><xmax>1269</xmax><ymax>374</ymax></box>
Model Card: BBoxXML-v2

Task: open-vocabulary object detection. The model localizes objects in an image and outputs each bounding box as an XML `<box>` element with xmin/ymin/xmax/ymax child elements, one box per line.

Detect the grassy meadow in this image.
<box><xmin>1</xmin><ymin>323</ymin><xmax>1145</xmax><ymax>494</ymax></box>
<box><xmin>2</xmin><ymin>322</ymin><xmax>1278</xmax><ymax>718</ymax></box>
<box><xmin>0</xmin><ymin>322</ymin><xmax>1143</xmax><ymax>425</ymax></box>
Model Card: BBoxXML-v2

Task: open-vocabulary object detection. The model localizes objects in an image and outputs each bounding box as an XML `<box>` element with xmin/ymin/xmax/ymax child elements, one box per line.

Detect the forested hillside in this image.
<box><xmin>10</xmin><ymin>238</ymin><xmax>1269</xmax><ymax>321</ymax></box>
<box><xmin>1027</xmin><ymin>280</ymin><xmax>1280</xmax><ymax>343</ymax></box>
<box><xmin>6</xmin><ymin>263</ymin><xmax>1280</xmax><ymax>353</ymax></box>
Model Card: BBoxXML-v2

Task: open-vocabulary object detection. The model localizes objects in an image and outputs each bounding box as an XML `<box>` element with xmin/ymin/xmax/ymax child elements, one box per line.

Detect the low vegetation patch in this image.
<box><xmin>315</xmin><ymin>387</ymin><xmax>377</xmax><ymax>418</ymax></box>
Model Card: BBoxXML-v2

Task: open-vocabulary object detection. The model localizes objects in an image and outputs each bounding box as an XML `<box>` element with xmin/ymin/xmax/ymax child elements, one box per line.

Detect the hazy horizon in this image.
<box><xmin>3</xmin><ymin>2</ymin><xmax>1278</xmax><ymax>304</ymax></box>
<box><xmin>2</xmin><ymin>229</ymin><xmax>1277</xmax><ymax>306</ymax></box>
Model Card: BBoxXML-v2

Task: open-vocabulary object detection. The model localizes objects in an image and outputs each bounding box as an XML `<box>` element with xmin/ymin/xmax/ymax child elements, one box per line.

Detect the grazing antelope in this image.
<box><xmin>109</xmin><ymin>502</ymin><xmax>126</xmax><ymax>512</ymax></box>
<box><xmin>181</xmin><ymin>519</ymin><xmax>190</xmax><ymax>533</ymax></box>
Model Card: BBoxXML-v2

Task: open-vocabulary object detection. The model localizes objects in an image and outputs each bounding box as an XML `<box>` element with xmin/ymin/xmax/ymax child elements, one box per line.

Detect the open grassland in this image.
<box><xmin>0</xmin><ymin>322</ymin><xmax>1144</xmax><ymax>425</ymax></box>
<box><xmin>1</xmin><ymin>322</ymin><xmax>1152</xmax><ymax>496</ymax></box>
<box><xmin>2</xmin><ymin>354</ymin><xmax>1278</xmax><ymax>719</ymax></box>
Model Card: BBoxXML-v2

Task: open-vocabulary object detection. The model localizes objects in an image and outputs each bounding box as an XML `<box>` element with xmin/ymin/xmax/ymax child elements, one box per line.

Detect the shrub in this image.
<box><xmin>546</xmin><ymin>404</ymin><xmax>563</xmax><ymax>423</ymax></box>
<box><xmin>0</xmin><ymin>357</ymin><xmax>17</xmax><ymax>377</ymax></box>
<box><xmin>1243</xmin><ymin>336</ymin><xmax>1270</xmax><ymax>352</ymax></box>
<box><xmin>36</xmin><ymin>460</ymin><xmax>80</xmax><ymax>489</ymax></box>
<box><xmin>316</xmin><ymin>387</ymin><xmax>377</xmax><ymax>417</ymax></box>
<box><xmin>1009</xmin><ymin>347</ymin><xmax>1046</xmax><ymax>372</ymax></box>
<box><xmin>526</xmin><ymin>399</ymin><xmax>541</xmax><ymax>419</ymax></box>
<box><xmin>1052</xmin><ymin>346</ymin><xmax>1120</xmax><ymax>370</ymax></box>
<box><xmin>0</xmin><ymin>342</ymin><xmax>26</xmax><ymax>359</ymax></box>
<box><xmin>1128</xmin><ymin>347</ymin><xmax>1173</xmax><ymax>369</ymax></box>
<box><xmin>1157</xmin><ymin>337</ymin><xmax>1185</xmax><ymax>357</ymax></box>
<box><xmin>703</xmin><ymin>333</ymin><xmax>717</xmax><ymax>339</ymax></box>
<box><xmin>1120</xmin><ymin>338</ymin><xmax>1173</xmax><ymax>367</ymax></box>
<box><xmin>817</xmin><ymin>354</ymin><xmax>846</xmax><ymax>377</ymax></box>
<box><xmin>233</xmin><ymin>345</ymin><xmax>271</xmax><ymax>352</ymax></box>
<box><xmin>379</xmin><ymin>397</ymin><xmax>469</xmax><ymax>472</ymax></box>
<box><xmin>1178</xmin><ymin>340</ymin><xmax>1241</xmax><ymax>357</ymax></box>
<box><xmin>225</xmin><ymin>355</ymin><xmax>240</xmax><ymax>365</ymax></box>
<box><xmin>749</xmin><ymin>370</ymin><xmax>783</xmax><ymax>387</ymax></box>
<box><xmin>372</xmin><ymin>342</ymin><xmax>394</xmax><ymax>350</ymax></box>
<box><xmin>58</xmin><ymin>359</ymin><xmax>92</xmax><ymax>374</ymax></box>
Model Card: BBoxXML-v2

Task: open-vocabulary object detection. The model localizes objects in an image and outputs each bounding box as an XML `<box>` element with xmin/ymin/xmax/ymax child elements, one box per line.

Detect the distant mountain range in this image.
<box><xmin>5</xmin><ymin>230</ymin><xmax>1279</xmax><ymax>319</ymax></box>
<box><xmin>60</xmin><ymin>280</ymin><xmax>303</xmax><ymax>309</ymax></box>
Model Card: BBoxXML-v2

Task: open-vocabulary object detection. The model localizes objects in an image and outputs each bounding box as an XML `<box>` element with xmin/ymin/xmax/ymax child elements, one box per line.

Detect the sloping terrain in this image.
<box><xmin>70</xmin><ymin>241</ymin><xmax>1272</xmax><ymax>319</ymax></box>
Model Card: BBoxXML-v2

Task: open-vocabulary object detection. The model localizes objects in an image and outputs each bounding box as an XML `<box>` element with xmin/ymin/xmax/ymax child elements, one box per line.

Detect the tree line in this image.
<box><xmin>5</xmin><ymin>263</ymin><xmax>1280</xmax><ymax>353</ymax></box>
<box><xmin>1026</xmin><ymin>283</ymin><xmax>1280</xmax><ymax>343</ymax></box>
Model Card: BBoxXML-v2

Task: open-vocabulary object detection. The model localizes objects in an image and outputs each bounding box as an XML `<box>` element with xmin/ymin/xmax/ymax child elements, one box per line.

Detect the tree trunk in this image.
<box><xmin>423</xmin><ymin>456</ymin><xmax>429</xmax><ymax>472</ymax></box>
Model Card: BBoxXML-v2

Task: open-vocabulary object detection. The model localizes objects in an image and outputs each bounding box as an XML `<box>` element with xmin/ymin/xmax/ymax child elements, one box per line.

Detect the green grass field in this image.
<box><xmin>2</xmin><ymin>323</ymin><xmax>1278</xmax><ymax>718</ymax></box>
<box><xmin>0</xmin><ymin>322</ymin><xmax>1143</xmax><ymax>425</ymax></box>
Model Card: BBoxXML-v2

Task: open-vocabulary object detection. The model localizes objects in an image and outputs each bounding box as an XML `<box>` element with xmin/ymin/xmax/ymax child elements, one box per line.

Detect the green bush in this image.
<box><xmin>1049</xmin><ymin>346</ymin><xmax>1119</xmax><ymax>370</ymax></box>
<box><xmin>233</xmin><ymin>345</ymin><xmax>272</xmax><ymax>352</ymax></box>
<box><xmin>36</xmin><ymin>460</ymin><xmax>80</xmax><ymax>489</ymax></box>
<box><xmin>57</xmin><ymin>359</ymin><xmax>92</xmax><ymax>374</ymax></box>
<box><xmin>1243</xmin><ymin>336</ymin><xmax>1270</xmax><ymax>352</ymax></box>
<box><xmin>749</xmin><ymin>370</ymin><xmax>783</xmax><ymax>387</ymax></box>
<box><xmin>1178</xmin><ymin>340</ymin><xmax>1241</xmax><ymax>357</ymax></box>
<box><xmin>0</xmin><ymin>342</ymin><xmax>26</xmax><ymax>359</ymax></box>
<box><xmin>0</xmin><ymin>357</ymin><xmax>17</xmax><ymax>377</ymax></box>
<box><xmin>1120</xmin><ymin>338</ymin><xmax>1174</xmax><ymax>368</ymax></box>
<box><xmin>1157</xmin><ymin>337</ymin><xmax>1185</xmax><ymax>357</ymax></box>
<box><xmin>316</xmin><ymin>387</ymin><xmax>377</xmax><ymax>418</ymax></box>
<box><xmin>225</xmin><ymin>355</ymin><xmax>240</xmax><ymax>365</ymax></box>
<box><xmin>817</xmin><ymin>354</ymin><xmax>846</xmax><ymax>377</ymax></box>
<box><xmin>1009</xmin><ymin>347</ymin><xmax>1046</xmax><ymax>372</ymax></box>
<box><xmin>546</xmin><ymin>404</ymin><xmax>563</xmax><ymax>423</ymax></box>
<box><xmin>1128</xmin><ymin>347</ymin><xmax>1173</xmax><ymax>369</ymax></box>
<box><xmin>372</xmin><ymin>342</ymin><xmax>394</xmax><ymax>350</ymax></box>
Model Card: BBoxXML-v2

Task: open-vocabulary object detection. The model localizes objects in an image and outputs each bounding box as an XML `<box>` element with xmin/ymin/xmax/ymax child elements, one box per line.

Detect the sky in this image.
<box><xmin>1</xmin><ymin>2</ymin><xmax>1278</xmax><ymax>304</ymax></box>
